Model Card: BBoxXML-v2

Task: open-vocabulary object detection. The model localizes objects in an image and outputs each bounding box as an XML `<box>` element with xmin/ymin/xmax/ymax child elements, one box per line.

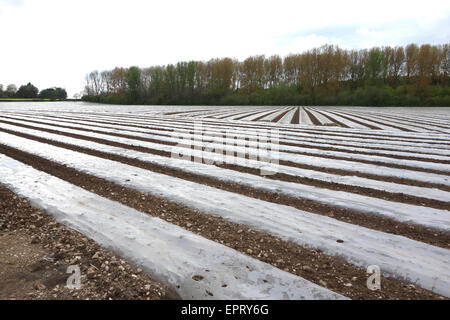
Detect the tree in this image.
<box><xmin>283</xmin><ymin>54</ymin><xmax>301</xmax><ymax>86</ymax></box>
<box><xmin>16</xmin><ymin>82</ymin><xmax>39</xmax><ymax>98</ymax></box>
<box><xmin>209</xmin><ymin>58</ymin><xmax>234</xmax><ymax>98</ymax></box>
<box><xmin>38</xmin><ymin>87</ymin><xmax>67</xmax><ymax>99</ymax></box>
<box><xmin>347</xmin><ymin>49</ymin><xmax>367</xmax><ymax>89</ymax></box>
<box><xmin>405</xmin><ymin>43</ymin><xmax>419</xmax><ymax>81</ymax></box>
<box><xmin>365</xmin><ymin>48</ymin><xmax>387</xmax><ymax>86</ymax></box>
<box><xmin>85</xmin><ymin>71</ymin><xmax>104</xmax><ymax>96</ymax></box>
<box><xmin>109</xmin><ymin>67</ymin><xmax>127</xmax><ymax>94</ymax></box>
<box><xmin>240</xmin><ymin>55</ymin><xmax>265</xmax><ymax>93</ymax></box>
<box><xmin>6</xmin><ymin>84</ymin><xmax>17</xmax><ymax>97</ymax></box>
<box><xmin>80</xmin><ymin>42</ymin><xmax>450</xmax><ymax>107</ymax></box>
<box><xmin>264</xmin><ymin>55</ymin><xmax>283</xmax><ymax>88</ymax></box>
<box><xmin>125</xmin><ymin>66</ymin><xmax>141</xmax><ymax>103</ymax></box>
<box><xmin>385</xmin><ymin>46</ymin><xmax>405</xmax><ymax>88</ymax></box>
<box><xmin>441</xmin><ymin>43</ymin><xmax>450</xmax><ymax>86</ymax></box>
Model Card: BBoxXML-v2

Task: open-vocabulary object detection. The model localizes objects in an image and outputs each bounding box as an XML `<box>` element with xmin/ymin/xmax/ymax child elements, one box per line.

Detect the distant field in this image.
<box><xmin>0</xmin><ymin>101</ymin><xmax>449</xmax><ymax>300</ymax></box>
<box><xmin>0</xmin><ymin>98</ymin><xmax>53</xmax><ymax>102</ymax></box>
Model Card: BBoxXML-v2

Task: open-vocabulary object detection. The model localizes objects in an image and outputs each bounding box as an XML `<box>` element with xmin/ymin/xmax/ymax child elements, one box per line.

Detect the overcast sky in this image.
<box><xmin>1</xmin><ymin>0</ymin><xmax>449</xmax><ymax>97</ymax></box>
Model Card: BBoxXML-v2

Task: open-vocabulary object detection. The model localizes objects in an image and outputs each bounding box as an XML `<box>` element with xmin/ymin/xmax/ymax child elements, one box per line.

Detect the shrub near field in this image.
<box><xmin>83</xmin><ymin>43</ymin><xmax>450</xmax><ymax>106</ymax></box>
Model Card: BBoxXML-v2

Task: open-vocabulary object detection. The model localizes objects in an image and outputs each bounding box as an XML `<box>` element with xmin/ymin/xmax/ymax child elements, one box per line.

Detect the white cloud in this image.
<box><xmin>0</xmin><ymin>0</ymin><xmax>23</xmax><ymax>6</ymax></box>
<box><xmin>0</xmin><ymin>0</ymin><xmax>449</xmax><ymax>97</ymax></box>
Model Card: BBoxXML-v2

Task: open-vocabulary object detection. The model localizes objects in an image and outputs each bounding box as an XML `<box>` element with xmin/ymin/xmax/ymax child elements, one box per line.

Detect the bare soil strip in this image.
<box><xmin>290</xmin><ymin>107</ymin><xmax>300</xmax><ymax>124</ymax></box>
<box><xmin>0</xmin><ymin>186</ymin><xmax>176</xmax><ymax>300</ymax></box>
<box><xmin>271</xmin><ymin>108</ymin><xmax>295</xmax><ymax>123</ymax></box>
<box><xmin>0</xmin><ymin>145</ymin><xmax>445</xmax><ymax>300</ymax></box>
<box><xmin>303</xmin><ymin>108</ymin><xmax>322</xmax><ymax>125</ymax></box>
<box><xmin>234</xmin><ymin>110</ymin><xmax>268</xmax><ymax>121</ymax></box>
<box><xmin>164</xmin><ymin>110</ymin><xmax>208</xmax><ymax>116</ymax></box>
<box><xmin>252</xmin><ymin>109</ymin><xmax>285</xmax><ymax>121</ymax></box>
<box><xmin>215</xmin><ymin>109</ymin><xmax>262</xmax><ymax>120</ymax></box>
<box><xmin>307</xmin><ymin>109</ymin><xmax>351</xmax><ymax>128</ymax></box>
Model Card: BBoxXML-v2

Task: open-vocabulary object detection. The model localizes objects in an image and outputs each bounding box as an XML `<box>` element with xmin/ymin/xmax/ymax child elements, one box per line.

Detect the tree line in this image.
<box><xmin>83</xmin><ymin>43</ymin><xmax>450</xmax><ymax>106</ymax></box>
<box><xmin>0</xmin><ymin>83</ymin><xmax>67</xmax><ymax>100</ymax></box>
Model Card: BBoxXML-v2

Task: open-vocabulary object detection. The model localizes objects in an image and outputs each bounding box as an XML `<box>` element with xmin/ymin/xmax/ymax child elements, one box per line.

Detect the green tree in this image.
<box><xmin>125</xmin><ymin>66</ymin><xmax>141</xmax><ymax>103</ymax></box>
<box><xmin>38</xmin><ymin>87</ymin><xmax>67</xmax><ymax>99</ymax></box>
<box><xmin>81</xmin><ymin>42</ymin><xmax>450</xmax><ymax>107</ymax></box>
<box><xmin>365</xmin><ymin>48</ymin><xmax>387</xmax><ymax>86</ymax></box>
<box><xmin>16</xmin><ymin>82</ymin><xmax>39</xmax><ymax>98</ymax></box>
<box><xmin>6</xmin><ymin>84</ymin><xmax>17</xmax><ymax>97</ymax></box>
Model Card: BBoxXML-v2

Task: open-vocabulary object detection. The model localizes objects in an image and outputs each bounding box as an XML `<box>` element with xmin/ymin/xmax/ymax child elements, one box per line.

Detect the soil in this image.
<box><xmin>0</xmin><ymin>186</ymin><xmax>179</xmax><ymax>300</ymax></box>
<box><xmin>271</xmin><ymin>108</ymin><xmax>293</xmax><ymax>122</ymax></box>
<box><xmin>0</xmin><ymin>145</ymin><xmax>446</xmax><ymax>300</ymax></box>
<box><xmin>0</xmin><ymin>129</ymin><xmax>449</xmax><ymax>249</ymax></box>
<box><xmin>303</xmin><ymin>108</ymin><xmax>322</xmax><ymax>125</ymax></box>
<box><xmin>2</xmin><ymin>118</ymin><xmax>449</xmax><ymax>192</ymax></box>
<box><xmin>290</xmin><ymin>107</ymin><xmax>300</xmax><ymax>124</ymax></box>
<box><xmin>20</xmin><ymin>112</ymin><xmax>450</xmax><ymax>164</ymax></box>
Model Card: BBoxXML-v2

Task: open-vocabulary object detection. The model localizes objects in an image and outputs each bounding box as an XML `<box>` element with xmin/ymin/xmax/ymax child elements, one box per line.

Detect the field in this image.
<box><xmin>0</xmin><ymin>98</ymin><xmax>55</xmax><ymax>102</ymax></box>
<box><xmin>0</xmin><ymin>102</ymin><xmax>449</xmax><ymax>300</ymax></box>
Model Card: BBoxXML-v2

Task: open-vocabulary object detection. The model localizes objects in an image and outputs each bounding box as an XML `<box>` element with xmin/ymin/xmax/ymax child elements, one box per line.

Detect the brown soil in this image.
<box><xmin>235</xmin><ymin>110</ymin><xmax>268</xmax><ymax>121</ymax></box>
<box><xmin>305</xmin><ymin>109</ymin><xmax>350</xmax><ymax>128</ymax></box>
<box><xmin>0</xmin><ymin>187</ymin><xmax>178</xmax><ymax>300</ymax></box>
<box><xmin>327</xmin><ymin>111</ymin><xmax>388</xmax><ymax>130</ymax></box>
<box><xmin>8</xmin><ymin>115</ymin><xmax>450</xmax><ymax>188</ymax></box>
<box><xmin>19</xmin><ymin>113</ymin><xmax>450</xmax><ymax>163</ymax></box>
<box><xmin>253</xmin><ymin>109</ymin><xmax>283</xmax><ymax>121</ymax></box>
<box><xmin>59</xmin><ymin>109</ymin><xmax>450</xmax><ymax>141</ymax></box>
<box><xmin>10</xmin><ymin>112</ymin><xmax>450</xmax><ymax>146</ymax></box>
<box><xmin>1</xmin><ymin>128</ymin><xmax>449</xmax><ymax>247</ymax></box>
<box><xmin>164</xmin><ymin>110</ymin><xmax>206</xmax><ymax>116</ymax></box>
<box><xmin>5</xmin><ymin>114</ymin><xmax>450</xmax><ymax>175</ymax></box>
<box><xmin>270</xmin><ymin>108</ymin><xmax>292</xmax><ymax>123</ymax></box>
<box><xmin>303</xmin><ymin>108</ymin><xmax>322</xmax><ymax>125</ymax></box>
<box><xmin>290</xmin><ymin>107</ymin><xmax>300</xmax><ymax>124</ymax></box>
<box><xmin>332</xmin><ymin>110</ymin><xmax>431</xmax><ymax>133</ymax></box>
<box><xmin>2</xmin><ymin>118</ymin><xmax>449</xmax><ymax>193</ymax></box>
<box><xmin>0</xmin><ymin>145</ymin><xmax>447</xmax><ymax>300</ymax></box>
<box><xmin>166</xmin><ymin>112</ymin><xmax>450</xmax><ymax>143</ymax></box>
<box><xmin>362</xmin><ymin>111</ymin><xmax>450</xmax><ymax>130</ymax></box>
